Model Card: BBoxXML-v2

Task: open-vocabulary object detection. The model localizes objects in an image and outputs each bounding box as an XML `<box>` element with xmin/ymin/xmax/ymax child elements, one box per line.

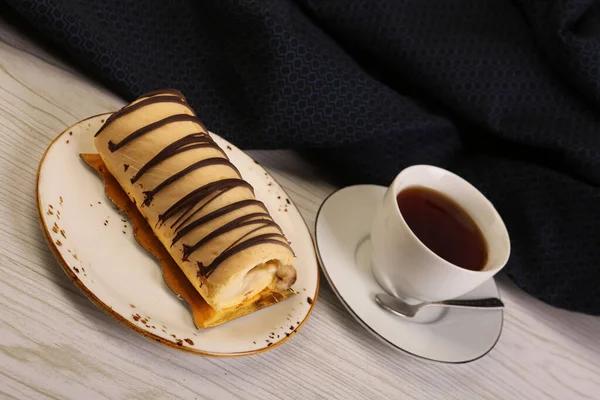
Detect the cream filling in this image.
<box><xmin>211</xmin><ymin>260</ymin><xmax>297</xmax><ymax>310</ymax></box>
<box><xmin>212</xmin><ymin>261</ymin><xmax>277</xmax><ymax>310</ymax></box>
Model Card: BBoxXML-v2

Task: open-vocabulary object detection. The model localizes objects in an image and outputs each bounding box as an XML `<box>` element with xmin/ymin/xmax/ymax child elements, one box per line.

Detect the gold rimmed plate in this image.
<box><xmin>36</xmin><ymin>113</ymin><xmax>319</xmax><ymax>356</ymax></box>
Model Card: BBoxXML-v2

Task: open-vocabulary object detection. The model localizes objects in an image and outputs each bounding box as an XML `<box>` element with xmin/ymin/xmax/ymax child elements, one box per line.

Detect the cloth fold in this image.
<box><xmin>5</xmin><ymin>0</ymin><xmax>600</xmax><ymax>314</ymax></box>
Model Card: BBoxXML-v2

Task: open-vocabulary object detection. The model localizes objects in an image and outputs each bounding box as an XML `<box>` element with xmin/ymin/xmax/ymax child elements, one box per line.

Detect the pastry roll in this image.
<box><xmin>94</xmin><ymin>89</ymin><xmax>296</xmax><ymax>310</ymax></box>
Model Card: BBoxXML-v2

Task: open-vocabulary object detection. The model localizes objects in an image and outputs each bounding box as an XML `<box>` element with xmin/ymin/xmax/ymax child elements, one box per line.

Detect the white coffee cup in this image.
<box><xmin>371</xmin><ymin>165</ymin><xmax>510</xmax><ymax>302</ymax></box>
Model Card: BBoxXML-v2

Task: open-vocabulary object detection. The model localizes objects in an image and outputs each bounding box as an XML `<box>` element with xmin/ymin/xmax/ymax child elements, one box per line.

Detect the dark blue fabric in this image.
<box><xmin>4</xmin><ymin>0</ymin><xmax>600</xmax><ymax>314</ymax></box>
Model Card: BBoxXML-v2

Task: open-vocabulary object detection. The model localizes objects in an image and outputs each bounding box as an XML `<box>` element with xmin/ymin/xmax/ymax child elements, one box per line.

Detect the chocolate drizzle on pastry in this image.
<box><xmin>96</xmin><ymin>89</ymin><xmax>292</xmax><ymax>277</ymax></box>
<box><xmin>182</xmin><ymin>214</ymin><xmax>279</xmax><ymax>258</ymax></box>
<box><xmin>171</xmin><ymin>199</ymin><xmax>266</xmax><ymax>245</ymax></box>
<box><xmin>130</xmin><ymin>133</ymin><xmax>227</xmax><ymax>184</ymax></box>
<box><xmin>159</xmin><ymin>179</ymin><xmax>253</xmax><ymax>225</ymax></box>
<box><xmin>136</xmin><ymin>88</ymin><xmax>186</xmax><ymax>99</ymax></box>
<box><xmin>204</xmin><ymin>234</ymin><xmax>293</xmax><ymax>275</ymax></box>
<box><xmin>108</xmin><ymin>114</ymin><xmax>198</xmax><ymax>152</ymax></box>
<box><xmin>142</xmin><ymin>158</ymin><xmax>240</xmax><ymax>206</ymax></box>
<box><xmin>95</xmin><ymin>94</ymin><xmax>197</xmax><ymax>138</ymax></box>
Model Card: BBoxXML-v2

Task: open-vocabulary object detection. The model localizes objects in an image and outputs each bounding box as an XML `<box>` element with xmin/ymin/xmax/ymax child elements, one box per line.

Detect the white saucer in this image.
<box><xmin>315</xmin><ymin>185</ymin><xmax>503</xmax><ymax>363</ymax></box>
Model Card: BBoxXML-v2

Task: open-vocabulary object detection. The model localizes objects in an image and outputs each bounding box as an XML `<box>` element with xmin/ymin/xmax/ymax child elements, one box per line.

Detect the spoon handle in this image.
<box><xmin>434</xmin><ymin>297</ymin><xmax>504</xmax><ymax>310</ymax></box>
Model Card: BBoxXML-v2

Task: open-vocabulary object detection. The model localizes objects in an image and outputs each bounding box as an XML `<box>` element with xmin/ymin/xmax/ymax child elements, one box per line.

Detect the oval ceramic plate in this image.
<box><xmin>37</xmin><ymin>113</ymin><xmax>319</xmax><ymax>357</ymax></box>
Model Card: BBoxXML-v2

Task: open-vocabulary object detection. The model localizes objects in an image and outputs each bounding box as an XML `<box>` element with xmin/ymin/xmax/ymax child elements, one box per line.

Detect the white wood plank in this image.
<box><xmin>0</xmin><ymin>15</ymin><xmax>598</xmax><ymax>400</ymax></box>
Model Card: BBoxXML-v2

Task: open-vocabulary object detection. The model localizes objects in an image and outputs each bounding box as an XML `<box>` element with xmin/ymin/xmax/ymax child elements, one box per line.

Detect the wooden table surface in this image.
<box><xmin>0</xmin><ymin>15</ymin><xmax>599</xmax><ymax>400</ymax></box>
